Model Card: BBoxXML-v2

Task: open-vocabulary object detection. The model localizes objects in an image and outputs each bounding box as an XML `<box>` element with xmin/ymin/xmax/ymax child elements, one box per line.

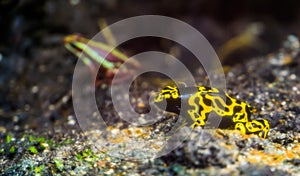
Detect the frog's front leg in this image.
<box><xmin>234</xmin><ymin>122</ymin><xmax>247</xmax><ymax>134</ymax></box>
<box><xmin>234</xmin><ymin>119</ymin><xmax>270</xmax><ymax>138</ymax></box>
<box><xmin>245</xmin><ymin>119</ymin><xmax>270</xmax><ymax>138</ymax></box>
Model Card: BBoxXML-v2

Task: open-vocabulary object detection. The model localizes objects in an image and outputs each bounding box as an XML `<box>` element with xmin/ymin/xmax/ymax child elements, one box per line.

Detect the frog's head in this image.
<box><xmin>153</xmin><ymin>86</ymin><xmax>181</xmax><ymax>114</ymax></box>
<box><xmin>245</xmin><ymin>119</ymin><xmax>270</xmax><ymax>138</ymax></box>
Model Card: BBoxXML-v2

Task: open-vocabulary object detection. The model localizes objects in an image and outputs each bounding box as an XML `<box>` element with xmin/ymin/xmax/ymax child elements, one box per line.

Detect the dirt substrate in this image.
<box><xmin>1</xmin><ymin>44</ymin><xmax>300</xmax><ymax>175</ymax></box>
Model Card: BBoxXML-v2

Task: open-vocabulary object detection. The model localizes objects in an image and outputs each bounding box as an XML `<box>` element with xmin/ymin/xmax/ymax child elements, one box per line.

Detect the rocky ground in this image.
<box><xmin>1</xmin><ymin>1</ymin><xmax>300</xmax><ymax>175</ymax></box>
<box><xmin>1</xmin><ymin>36</ymin><xmax>300</xmax><ymax>175</ymax></box>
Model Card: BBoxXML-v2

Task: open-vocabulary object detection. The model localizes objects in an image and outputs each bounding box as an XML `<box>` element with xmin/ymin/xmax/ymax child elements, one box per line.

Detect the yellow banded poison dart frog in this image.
<box><xmin>153</xmin><ymin>85</ymin><xmax>270</xmax><ymax>138</ymax></box>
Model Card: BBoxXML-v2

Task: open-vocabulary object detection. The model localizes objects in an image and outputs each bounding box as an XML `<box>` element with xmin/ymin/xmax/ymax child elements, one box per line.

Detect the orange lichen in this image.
<box><xmin>245</xmin><ymin>143</ymin><xmax>300</xmax><ymax>166</ymax></box>
<box><xmin>107</xmin><ymin>136</ymin><xmax>128</xmax><ymax>144</ymax></box>
<box><xmin>246</xmin><ymin>150</ymin><xmax>284</xmax><ymax>165</ymax></box>
<box><xmin>105</xmin><ymin>126</ymin><xmax>152</xmax><ymax>144</ymax></box>
<box><xmin>121</xmin><ymin>127</ymin><xmax>150</xmax><ymax>138</ymax></box>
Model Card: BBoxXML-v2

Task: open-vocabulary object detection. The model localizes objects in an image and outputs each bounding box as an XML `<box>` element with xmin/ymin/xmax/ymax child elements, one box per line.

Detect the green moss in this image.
<box><xmin>34</xmin><ymin>164</ymin><xmax>45</xmax><ymax>174</ymax></box>
<box><xmin>36</xmin><ymin>137</ymin><xmax>45</xmax><ymax>143</ymax></box>
<box><xmin>28</xmin><ymin>146</ymin><xmax>38</xmax><ymax>154</ymax></box>
<box><xmin>82</xmin><ymin>149</ymin><xmax>93</xmax><ymax>157</ymax></box>
<box><xmin>76</xmin><ymin>153</ymin><xmax>83</xmax><ymax>160</ymax></box>
<box><xmin>6</xmin><ymin>134</ymin><xmax>12</xmax><ymax>144</ymax></box>
<box><xmin>9</xmin><ymin>146</ymin><xmax>16</xmax><ymax>154</ymax></box>
<box><xmin>29</xmin><ymin>135</ymin><xmax>35</xmax><ymax>143</ymax></box>
<box><xmin>54</xmin><ymin>158</ymin><xmax>64</xmax><ymax>171</ymax></box>
<box><xmin>24</xmin><ymin>135</ymin><xmax>49</xmax><ymax>152</ymax></box>
<box><xmin>76</xmin><ymin>148</ymin><xmax>97</xmax><ymax>163</ymax></box>
<box><xmin>46</xmin><ymin>139</ymin><xmax>55</xmax><ymax>148</ymax></box>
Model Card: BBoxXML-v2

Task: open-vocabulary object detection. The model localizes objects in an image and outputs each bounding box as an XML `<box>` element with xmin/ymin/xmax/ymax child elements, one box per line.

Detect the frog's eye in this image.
<box><xmin>252</xmin><ymin>123</ymin><xmax>258</xmax><ymax>128</ymax></box>
<box><xmin>156</xmin><ymin>87</ymin><xmax>178</xmax><ymax>101</ymax></box>
<box><xmin>153</xmin><ymin>89</ymin><xmax>171</xmax><ymax>108</ymax></box>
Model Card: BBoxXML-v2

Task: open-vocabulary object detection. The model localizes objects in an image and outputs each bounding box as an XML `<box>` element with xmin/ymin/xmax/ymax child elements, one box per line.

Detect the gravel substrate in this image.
<box><xmin>1</xmin><ymin>37</ymin><xmax>300</xmax><ymax>175</ymax></box>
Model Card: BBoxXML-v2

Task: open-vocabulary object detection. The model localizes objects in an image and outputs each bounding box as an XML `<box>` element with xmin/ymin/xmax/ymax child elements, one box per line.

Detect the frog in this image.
<box><xmin>153</xmin><ymin>85</ymin><xmax>270</xmax><ymax>138</ymax></box>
